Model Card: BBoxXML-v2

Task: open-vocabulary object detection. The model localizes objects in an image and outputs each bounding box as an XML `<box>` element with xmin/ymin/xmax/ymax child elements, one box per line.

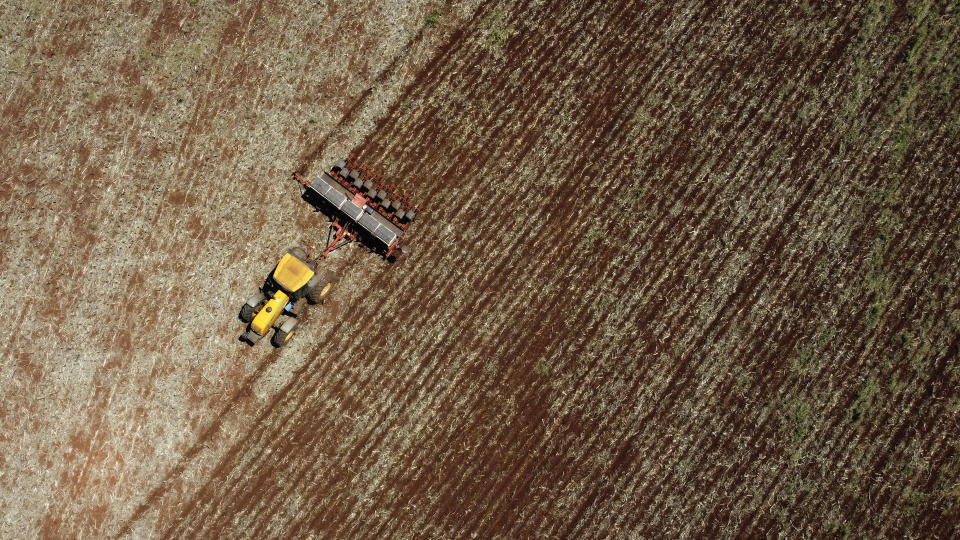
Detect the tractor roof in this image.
<box><xmin>273</xmin><ymin>253</ymin><xmax>314</xmax><ymax>293</ymax></box>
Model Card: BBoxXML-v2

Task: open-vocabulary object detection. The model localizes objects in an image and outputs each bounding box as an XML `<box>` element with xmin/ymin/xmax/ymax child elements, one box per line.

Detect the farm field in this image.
<box><xmin>1</xmin><ymin>0</ymin><xmax>959</xmax><ymax>538</ymax></box>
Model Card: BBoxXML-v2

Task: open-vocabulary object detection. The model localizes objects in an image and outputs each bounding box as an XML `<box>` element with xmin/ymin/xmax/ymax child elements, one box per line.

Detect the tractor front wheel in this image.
<box><xmin>239</xmin><ymin>303</ymin><xmax>257</xmax><ymax>323</ymax></box>
<box><xmin>272</xmin><ymin>319</ymin><xmax>298</xmax><ymax>347</ymax></box>
<box><xmin>241</xmin><ymin>292</ymin><xmax>265</xmax><ymax>323</ymax></box>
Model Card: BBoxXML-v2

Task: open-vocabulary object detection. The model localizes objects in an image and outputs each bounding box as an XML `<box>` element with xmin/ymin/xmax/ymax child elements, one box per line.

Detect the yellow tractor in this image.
<box><xmin>239</xmin><ymin>247</ymin><xmax>336</xmax><ymax>347</ymax></box>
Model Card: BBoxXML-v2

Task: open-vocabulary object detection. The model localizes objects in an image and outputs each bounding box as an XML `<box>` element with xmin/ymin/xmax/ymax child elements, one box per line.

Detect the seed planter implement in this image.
<box><xmin>294</xmin><ymin>155</ymin><xmax>422</xmax><ymax>261</ymax></box>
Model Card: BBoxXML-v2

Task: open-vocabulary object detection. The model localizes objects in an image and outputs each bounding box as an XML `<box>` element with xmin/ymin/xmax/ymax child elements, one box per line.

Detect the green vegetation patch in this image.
<box><xmin>777</xmin><ymin>397</ymin><xmax>815</xmax><ymax>463</ymax></box>
<box><xmin>425</xmin><ymin>9</ymin><xmax>441</xmax><ymax>29</ymax></box>
<box><xmin>586</xmin><ymin>226</ymin><xmax>605</xmax><ymax>244</ymax></box>
<box><xmin>848</xmin><ymin>376</ymin><xmax>881</xmax><ymax>423</ymax></box>
<box><xmin>482</xmin><ymin>7</ymin><xmax>510</xmax><ymax>52</ymax></box>
<box><xmin>901</xmin><ymin>485</ymin><xmax>927</xmax><ymax>516</ymax></box>
<box><xmin>789</xmin><ymin>326</ymin><xmax>836</xmax><ymax>379</ymax></box>
<box><xmin>864</xmin><ymin>183</ymin><xmax>900</xmax><ymax>327</ymax></box>
<box><xmin>534</xmin><ymin>360</ymin><xmax>551</xmax><ymax>377</ymax></box>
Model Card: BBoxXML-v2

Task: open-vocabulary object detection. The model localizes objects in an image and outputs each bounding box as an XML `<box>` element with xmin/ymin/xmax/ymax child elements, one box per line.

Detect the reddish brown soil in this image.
<box><xmin>2</xmin><ymin>0</ymin><xmax>959</xmax><ymax>538</ymax></box>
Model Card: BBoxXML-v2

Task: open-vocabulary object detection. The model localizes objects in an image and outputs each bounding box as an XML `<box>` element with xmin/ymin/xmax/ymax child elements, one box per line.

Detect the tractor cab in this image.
<box><xmin>267</xmin><ymin>252</ymin><xmax>315</xmax><ymax>297</ymax></box>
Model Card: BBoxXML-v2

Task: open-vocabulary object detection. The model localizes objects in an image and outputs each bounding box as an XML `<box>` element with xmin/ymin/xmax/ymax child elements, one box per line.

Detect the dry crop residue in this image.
<box><xmin>1</xmin><ymin>0</ymin><xmax>959</xmax><ymax>538</ymax></box>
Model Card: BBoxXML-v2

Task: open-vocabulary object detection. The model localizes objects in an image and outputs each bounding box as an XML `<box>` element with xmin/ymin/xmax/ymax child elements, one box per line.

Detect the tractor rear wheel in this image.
<box><xmin>272</xmin><ymin>319</ymin><xmax>298</xmax><ymax>347</ymax></box>
<box><xmin>307</xmin><ymin>271</ymin><xmax>337</xmax><ymax>304</ymax></box>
